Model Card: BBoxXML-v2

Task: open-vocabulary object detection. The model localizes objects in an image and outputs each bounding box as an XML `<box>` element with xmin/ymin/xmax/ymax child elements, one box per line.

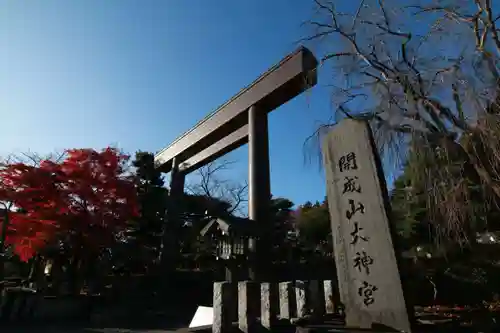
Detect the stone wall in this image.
<box><xmin>0</xmin><ymin>287</ymin><xmax>90</xmax><ymax>323</ymax></box>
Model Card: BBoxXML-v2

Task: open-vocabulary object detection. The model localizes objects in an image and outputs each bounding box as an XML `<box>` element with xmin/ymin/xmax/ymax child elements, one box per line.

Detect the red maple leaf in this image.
<box><xmin>0</xmin><ymin>148</ymin><xmax>138</xmax><ymax>262</ymax></box>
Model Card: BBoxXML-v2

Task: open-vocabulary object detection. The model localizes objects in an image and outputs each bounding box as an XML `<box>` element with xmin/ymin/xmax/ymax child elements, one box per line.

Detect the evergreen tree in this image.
<box><xmin>295</xmin><ymin>198</ymin><xmax>332</xmax><ymax>256</ymax></box>
<box><xmin>124</xmin><ymin>151</ymin><xmax>169</xmax><ymax>270</ymax></box>
<box><xmin>269</xmin><ymin>197</ymin><xmax>295</xmax><ymax>262</ymax></box>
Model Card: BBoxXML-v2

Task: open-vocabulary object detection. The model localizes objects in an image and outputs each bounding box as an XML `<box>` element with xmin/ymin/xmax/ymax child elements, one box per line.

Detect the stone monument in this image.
<box><xmin>322</xmin><ymin>119</ymin><xmax>411</xmax><ymax>332</ymax></box>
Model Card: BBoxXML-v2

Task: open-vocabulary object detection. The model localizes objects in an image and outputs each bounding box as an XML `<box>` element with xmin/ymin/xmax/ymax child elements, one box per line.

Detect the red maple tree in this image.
<box><xmin>0</xmin><ymin>162</ymin><xmax>60</xmax><ymax>262</ymax></box>
<box><xmin>0</xmin><ymin>148</ymin><xmax>138</xmax><ymax>262</ymax></box>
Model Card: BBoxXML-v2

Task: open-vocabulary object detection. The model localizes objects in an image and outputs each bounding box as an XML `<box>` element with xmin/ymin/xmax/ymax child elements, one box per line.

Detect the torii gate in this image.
<box><xmin>154</xmin><ymin>47</ymin><xmax>318</xmax><ymax>280</ymax></box>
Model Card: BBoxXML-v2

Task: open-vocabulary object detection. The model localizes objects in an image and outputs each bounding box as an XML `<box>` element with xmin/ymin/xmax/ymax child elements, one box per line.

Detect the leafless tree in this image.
<box><xmin>303</xmin><ymin>0</ymin><xmax>500</xmax><ymax>247</ymax></box>
<box><xmin>187</xmin><ymin>160</ymin><xmax>248</xmax><ymax>216</ymax></box>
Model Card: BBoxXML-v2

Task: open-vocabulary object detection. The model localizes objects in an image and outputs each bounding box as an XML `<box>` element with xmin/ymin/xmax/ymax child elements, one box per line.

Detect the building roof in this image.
<box><xmin>199</xmin><ymin>216</ymin><xmax>258</xmax><ymax>237</ymax></box>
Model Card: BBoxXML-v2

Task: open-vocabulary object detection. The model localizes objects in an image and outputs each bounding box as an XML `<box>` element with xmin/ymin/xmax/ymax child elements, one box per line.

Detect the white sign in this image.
<box><xmin>189</xmin><ymin>306</ymin><xmax>214</xmax><ymax>329</ymax></box>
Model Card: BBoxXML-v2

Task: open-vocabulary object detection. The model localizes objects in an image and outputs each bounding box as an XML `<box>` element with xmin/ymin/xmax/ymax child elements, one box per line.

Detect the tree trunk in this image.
<box><xmin>27</xmin><ymin>255</ymin><xmax>42</xmax><ymax>289</ymax></box>
<box><xmin>85</xmin><ymin>255</ymin><xmax>100</xmax><ymax>295</ymax></box>
<box><xmin>67</xmin><ymin>254</ymin><xmax>82</xmax><ymax>295</ymax></box>
<box><xmin>0</xmin><ymin>211</ymin><xmax>9</xmax><ymax>281</ymax></box>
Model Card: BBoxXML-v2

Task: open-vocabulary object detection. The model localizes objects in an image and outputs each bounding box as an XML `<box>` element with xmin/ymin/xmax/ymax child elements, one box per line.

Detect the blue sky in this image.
<box><xmin>0</xmin><ymin>1</ymin><xmax>348</xmax><ymax>208</ymax></box>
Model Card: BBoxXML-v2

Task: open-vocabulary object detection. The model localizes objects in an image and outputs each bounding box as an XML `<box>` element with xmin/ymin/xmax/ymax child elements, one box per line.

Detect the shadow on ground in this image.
<box><xmin>1</xmin><ymin>300</ymin><xmax>201</xmax><ymax>333</ymax></box>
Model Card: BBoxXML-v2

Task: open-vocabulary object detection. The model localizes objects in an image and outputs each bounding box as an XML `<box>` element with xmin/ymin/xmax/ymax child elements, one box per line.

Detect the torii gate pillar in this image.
<box><xmin>248</xmin><ymin>105</ymin><xmax>271</xmax><ymax>281</ymax></box>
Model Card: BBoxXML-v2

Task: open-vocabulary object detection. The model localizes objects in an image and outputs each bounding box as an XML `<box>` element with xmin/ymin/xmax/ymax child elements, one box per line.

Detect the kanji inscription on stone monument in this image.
<box><xmin>322</xmin><ymin>119</ymin><xmax>411</xmax><ymax>332</ymax></box>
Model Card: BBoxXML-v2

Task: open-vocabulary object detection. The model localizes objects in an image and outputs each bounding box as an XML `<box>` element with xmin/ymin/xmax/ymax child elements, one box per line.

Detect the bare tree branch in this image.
<box><xmin>303</xmin><ymin>0</ymin><xmax>500</xmax><ymax>248</ymax></box>
<box><xmin>6</xmin><ymin>150</ymin><xmax>67</xmax><ymax>167</ymax></box>
<box><xmin>187</xmin><ymin>160</ymin><xmax>248</xmax><ymax>216</ymax></box>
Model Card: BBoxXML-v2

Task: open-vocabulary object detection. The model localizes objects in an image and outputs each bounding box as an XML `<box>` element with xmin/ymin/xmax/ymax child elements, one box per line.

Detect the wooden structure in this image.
<box><xmin>200</xmin><ymin>216</ymin><xmax>258</xmax><ymax>281</ymax></box>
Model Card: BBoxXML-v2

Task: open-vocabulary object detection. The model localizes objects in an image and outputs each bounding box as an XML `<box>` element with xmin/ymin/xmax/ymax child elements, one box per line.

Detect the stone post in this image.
<box><xmin>213</xmin><ymin>282</ymin><xmax>234</xmax><ymax>333</ymax></box>
<box><xmin>294</xmin><ymin>280</ymin><xmax>308</xmax><ymax>318</ymax></box>
<box><xmin>261</xmin><ymin>282</ymin><xmax>279</xmax><ymax>330</ymax></box>
<box><xmin>323</xmin><ymin>280</ymin><xmax>336</xmax><ymax>314</ymax></box>
<box><xmin>238</xmin><ymin>281</ymin><xmax>259</xmax><ymax>333</ymax></box>
<box><xmin>308</xmin><ymin>280</ymin><xmax>325</xmax><ymax>318</ymax></box>
<box><xmin>279</xmin><ymin>281</ymin><xmax>295</xmax><ymax>320</ymax></box>
<box><xmin>321</xmin><ymin>119</ymin><xmax>411</xmax><ymax>332</ymax></box>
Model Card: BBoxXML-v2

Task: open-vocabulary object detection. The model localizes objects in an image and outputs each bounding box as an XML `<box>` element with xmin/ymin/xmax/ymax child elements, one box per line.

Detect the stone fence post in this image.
<box><xmin>213</xmin><ymin>279</ymin><xmax>338</xmax><ymax>333</ymax></box>
<box><xmin>238</xmin><ymin>281</ymin><xmax>259</xmax><ymax>333</ymax></box>
<box><xmin>213</xmin><ymin>282</ymin><xmax>234</xmax><ymax>333</ymax></box>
